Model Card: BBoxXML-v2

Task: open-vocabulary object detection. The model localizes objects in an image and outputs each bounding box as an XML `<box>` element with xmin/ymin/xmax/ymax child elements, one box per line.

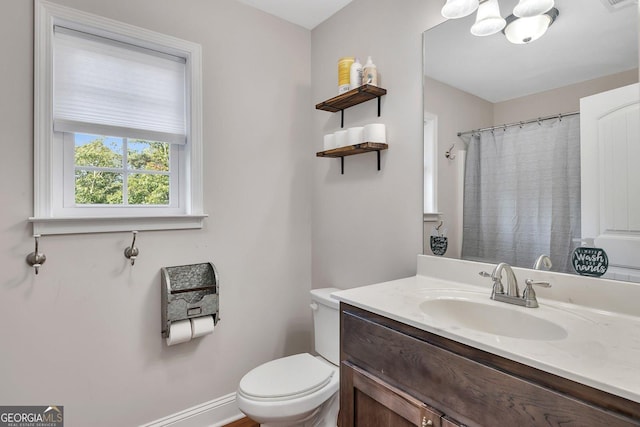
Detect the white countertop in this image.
<box><xmin>333</xmin><ymin>272</ymin><xmax>640</xmax><ymax>403</ymax></box>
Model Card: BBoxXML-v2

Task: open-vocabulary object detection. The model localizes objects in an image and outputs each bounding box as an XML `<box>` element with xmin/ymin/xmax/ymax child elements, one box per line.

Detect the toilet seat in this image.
<box><xmin>238</xmin><ymin>353</ymin><xmax>334</xmax><ymax>401</ymax></box>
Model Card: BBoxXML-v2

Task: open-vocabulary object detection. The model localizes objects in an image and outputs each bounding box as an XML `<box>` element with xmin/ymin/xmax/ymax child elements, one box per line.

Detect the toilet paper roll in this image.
<box><xmin>166</xmin><ymin>319</ymin><xmax>192</xmax><ymax>346</ymax></box>
<box><xmin>323</xmin><ymin>134</ymin><xmax>336</xmax><ymax>151</ymax></box>
<box><xmin>363</xmin><ymin>123</ymin><xmax>386</xmax><ymax>143</ymax></box>
<box><xmin>347</xmin><ymin>127</ymin><xmax>364</xmax><ymax>145</ymax></box>
<box><xmin>190</xmin><ymin>315</ymin><xmax>215</xmax><ymax>339</ymax></box>
<box><xmin>334</xmin><ymin>130</ymin><xmax>349</xmax><ymax>148</ymax></box>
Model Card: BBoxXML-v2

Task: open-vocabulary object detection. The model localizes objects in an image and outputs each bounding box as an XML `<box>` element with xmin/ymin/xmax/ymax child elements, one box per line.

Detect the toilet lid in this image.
<box><xmin>239</xmin><ymin>353</ymin><xmax>334</xmax><ymax>400</ymax></box>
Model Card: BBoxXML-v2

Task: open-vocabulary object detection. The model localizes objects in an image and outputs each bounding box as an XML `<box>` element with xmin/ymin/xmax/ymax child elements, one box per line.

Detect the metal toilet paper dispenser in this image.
<box><xmin>161</xmin><ymin>262</ymin><xmax>219</xmax><ymax>339</ymax></box>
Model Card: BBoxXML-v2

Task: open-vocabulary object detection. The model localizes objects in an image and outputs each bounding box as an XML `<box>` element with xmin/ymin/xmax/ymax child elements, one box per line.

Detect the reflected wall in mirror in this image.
<box><xmin>423</xmin><ymin>0</ymin><xmax>639</xmax><ymax>282</ymax></box>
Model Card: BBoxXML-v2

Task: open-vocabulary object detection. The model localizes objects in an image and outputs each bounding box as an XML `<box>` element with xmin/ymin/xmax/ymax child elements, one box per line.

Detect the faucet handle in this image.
<box><xmin>481</xmin><ymin>270</ymin><xmax>505</xmax><ymax>298</ymax></box>
<box><xmin>523</xmin><ymin>279</ymin><xmax>551</xmax><ymax>308</ymax></box>
<box><xmin>525</xmin><ymin>279</ymin><xmax>551</xmax><ymax>288</ymax></box>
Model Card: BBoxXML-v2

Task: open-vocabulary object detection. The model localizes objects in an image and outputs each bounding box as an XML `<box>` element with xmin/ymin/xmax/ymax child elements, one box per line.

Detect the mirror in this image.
<box><xmin>423</xmin><ymin>0</ymin><xmax>639</xmax><ymax>280</ymax></box>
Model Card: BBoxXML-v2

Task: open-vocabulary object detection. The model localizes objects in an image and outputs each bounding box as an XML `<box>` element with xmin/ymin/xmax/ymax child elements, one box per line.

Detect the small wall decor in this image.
<box><xmin>430</xmin><ymin>236</ymin><xmax>448</xmax><ymax>256</ymax></box>
<box><xmin>430</xmin><ymin>221</ymin><xmax>448</xmax><ymax>256</ymax></box>
<box><xmin>572</xmin><ymin>246</ymin><xmax>608</xmax><ymax>277</ymax></box>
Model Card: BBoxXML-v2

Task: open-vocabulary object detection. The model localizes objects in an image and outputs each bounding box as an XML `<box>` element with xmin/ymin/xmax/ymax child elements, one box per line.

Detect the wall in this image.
<box><xmin>0</xmin><ymin>1</ymin><xmax>311</xmax><ymax>426</ymax></box>
<box><xmin>311</xmin><ymin>0</ymin><xmax>444</xmax><ymax>290</ymax></box>
<box><xmin>423</xmin><ymin>76</ymin><xmax>493</xmax><ymax>258</ymax></box>
<box><xmin>494</xmin><ymin>68</ymin><xmax>639</xmax><ymax>123</ymax></box>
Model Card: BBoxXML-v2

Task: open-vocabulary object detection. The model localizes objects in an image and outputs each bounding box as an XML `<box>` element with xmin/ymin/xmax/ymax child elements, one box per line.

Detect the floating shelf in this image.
<box><xmin>315</xmin><ymin>85</ymin><xmax>387</xmax><ymax>128</ymax></box>
<box><xmin>316</xmin><ymin>142</ymin><xmax>388</xmax><ymax>174</ymax></box>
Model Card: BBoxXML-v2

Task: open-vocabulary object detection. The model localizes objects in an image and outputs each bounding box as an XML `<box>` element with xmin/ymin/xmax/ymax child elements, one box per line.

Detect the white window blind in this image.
<box><xmin>53</xmin><ymin>26</ymin><xmax>187</xmax><ymax>145</ymax></box>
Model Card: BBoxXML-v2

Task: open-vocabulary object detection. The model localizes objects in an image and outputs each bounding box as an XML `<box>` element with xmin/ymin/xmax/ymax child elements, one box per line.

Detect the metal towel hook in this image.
<box><xmin>444</xmin><ymin>144</ymin><xmax>456</xmax><ymax>160</ymax></box>
<box><xmin>124</xmin><ymin>231</ymin><xmax>139</xmax><ymax>266</ymax></box>
<box><xmin>26</xmin><ymin>234</ymin><xmax>47</xmax><ymax>275</ymax></box>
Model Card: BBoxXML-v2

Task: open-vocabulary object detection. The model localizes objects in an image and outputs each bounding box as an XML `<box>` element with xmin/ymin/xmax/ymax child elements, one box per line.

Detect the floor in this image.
<box><xmin>223</xmin><ymin>416</ymin><xmax>259</xmax><ymax>427</ymax></box>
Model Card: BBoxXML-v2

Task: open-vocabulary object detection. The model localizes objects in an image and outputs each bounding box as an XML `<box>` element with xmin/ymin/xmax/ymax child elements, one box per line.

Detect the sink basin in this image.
<box><xmin>419</xmin><ymin>297</ymin><xmax>568</xmax><ymax>340</ymax></box>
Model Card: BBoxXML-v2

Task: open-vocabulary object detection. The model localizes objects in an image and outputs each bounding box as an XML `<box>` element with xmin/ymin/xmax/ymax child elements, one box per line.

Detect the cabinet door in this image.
<box><xmin>340</xmin><ymin>362</ymin><xmax>441</xmax><ymax>427</ymax></box>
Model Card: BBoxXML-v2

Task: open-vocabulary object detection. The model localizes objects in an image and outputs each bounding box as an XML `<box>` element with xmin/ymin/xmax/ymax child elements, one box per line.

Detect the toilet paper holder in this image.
<box><xmin>161</xmin><ymin>262</ymin><xmax>220</xmax><ymax>338</ymax></box>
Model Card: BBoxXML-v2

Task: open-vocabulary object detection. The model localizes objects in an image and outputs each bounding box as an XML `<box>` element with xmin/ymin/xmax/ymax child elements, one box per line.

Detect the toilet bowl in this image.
<box><xmin>237</xmin><ymin>354</ymin><xmax>339</xmax><ymax>426</ymax></box>
<box><xmin>237</xmin><ymin>288</ymin><xmax>341</xmax><ymax>427</ymax></box>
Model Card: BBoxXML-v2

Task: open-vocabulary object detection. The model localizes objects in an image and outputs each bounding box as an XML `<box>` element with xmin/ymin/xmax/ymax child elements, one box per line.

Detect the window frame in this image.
<box><xmin>32</xmin><ymin>0</ymin><xmax>206</xmax><ymax>235</ymax></box>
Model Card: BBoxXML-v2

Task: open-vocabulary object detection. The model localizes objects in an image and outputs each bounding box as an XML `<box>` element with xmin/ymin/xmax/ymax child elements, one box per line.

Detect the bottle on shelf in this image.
<box><xmin>338</xmin><ymin>57</ymin><xmax>355</xmax><ymax>94</ymax></box>
<box><xmin>349</xmin><ymin>57</ymin><xmax>363</xmax><ymax>90</ymax></box>
<box><xmin>362</xmin><ymin>56</ymin><xmax>378</xmax><ymax>86</ymax></box>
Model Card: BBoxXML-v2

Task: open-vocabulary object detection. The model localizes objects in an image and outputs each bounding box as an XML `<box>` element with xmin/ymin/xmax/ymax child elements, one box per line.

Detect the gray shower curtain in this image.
<box><xmin>461</xmin><ymin>115</ymin><xmax>581</xmax><ymax>273</ymax></box>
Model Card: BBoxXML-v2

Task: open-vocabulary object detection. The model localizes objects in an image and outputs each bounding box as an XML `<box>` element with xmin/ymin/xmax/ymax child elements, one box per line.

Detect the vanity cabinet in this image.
<box><xmin>339</xmin><ymin>303</ymin><xmax>640</xmax><ymax>427</ymax></box>
<box><xmin>343</xmin><ymin>362</ymin><xmax>449</xmax><ymax>426</ymax></box>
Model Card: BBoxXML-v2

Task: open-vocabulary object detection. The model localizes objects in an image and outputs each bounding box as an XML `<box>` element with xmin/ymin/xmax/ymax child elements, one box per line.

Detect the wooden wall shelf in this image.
<box><xmin>315</xmin><ymin>85</ymin><xmax>387</xmax><ymax>127</ymax></box>
<box><xmin>316</xmin><ymin>142</ymin><xmax>388</xmax><ymax>174</ymax></box>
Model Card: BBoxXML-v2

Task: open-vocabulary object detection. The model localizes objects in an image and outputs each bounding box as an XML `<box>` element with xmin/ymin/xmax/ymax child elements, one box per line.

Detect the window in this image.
<box><xmin>33</xmin><ymin>0</ymin><xmax>205</xmax><ymax>235</ymax></box>
<box><xmin>66</xmin><ymin>134</ymin><xmax>175</xmax><ymax>208</ymax></box>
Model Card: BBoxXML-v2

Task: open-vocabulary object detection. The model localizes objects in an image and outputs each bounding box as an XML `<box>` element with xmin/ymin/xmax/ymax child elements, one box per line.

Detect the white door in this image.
<box><xmin>580</xmin><ymin>83</ymin><xmax>640</xmax><ymax>282</ymax></box>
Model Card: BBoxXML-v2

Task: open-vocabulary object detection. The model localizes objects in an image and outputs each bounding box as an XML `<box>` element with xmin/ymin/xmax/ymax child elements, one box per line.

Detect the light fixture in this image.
<box><xmin>441</xmin><ymin>0</ymin><xmax>479</xmax><ymax>19</ymax></box>
<box><xmin>503</xmin><ymin>8</ymin><xmax>558</xmax><ymax>44</ymax></box>
<box><xmin>470</xmin><ymin>0</ymin><xmax>506</xmax><ymax>36</ymax></box>
<box><xmin>513</xmin><ymin>0</ymin><xmax>554</xmax><ymax>18</ymax></box>
<box><xmin>441</xmin><ymin>0</ymin><xmax>558</xmax><ymax>44</ymax></box>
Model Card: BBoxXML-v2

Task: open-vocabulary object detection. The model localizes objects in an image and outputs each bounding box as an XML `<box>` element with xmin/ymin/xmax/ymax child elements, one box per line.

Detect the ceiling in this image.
<box><xmin>424</xmin><ymin>0</ymin><xmax>639</xmax><ymax>103</ymax></box>
<box><xmin>235</xmin><ymin>0</ymin><xmax>353</xmax><ymax>29</ymax></box>
<box><xmin>236</xmin><ymin>0</ymin><xmax>638</xmax><ymax>102</ymax></box>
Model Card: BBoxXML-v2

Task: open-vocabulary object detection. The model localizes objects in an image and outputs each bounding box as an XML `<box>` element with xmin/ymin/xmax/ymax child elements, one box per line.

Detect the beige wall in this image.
<box><xmin>423</xmin><ymin>77</ymin><xmax>493</xmax><ymax>258</ymax></box>
<box><xmin>0</xmin><ymin>1</ymin><xmax>311</xmax><ymax>425</ymax></box>
<box><xmin>310</xmin><ymin>0</ymin><xmax>444</xmax><ymax>289</ymax></box>
<box><xmin>494</xmin><ymin>69</ymin><xmax>639</xmax><ymax>123</ymax></box>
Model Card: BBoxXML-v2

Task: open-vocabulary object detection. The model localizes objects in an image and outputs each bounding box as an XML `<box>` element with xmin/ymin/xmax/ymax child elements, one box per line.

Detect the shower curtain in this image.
<box><xmin>461</xmin><ymin>115</ymin><xmax>581</xmax><ymax>273</ymax></box>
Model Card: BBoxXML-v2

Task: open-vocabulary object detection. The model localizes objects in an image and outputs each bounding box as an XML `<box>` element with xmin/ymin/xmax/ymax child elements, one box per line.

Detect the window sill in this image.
<box><xmin>28</xmin><ymin>214</ymin><xmax>208</xmax><ymax>235</ymax></box>
<box><xmin>423</xmin><ymin>213</ymin><xmax>442</xmax><ymax>222</ymax></box>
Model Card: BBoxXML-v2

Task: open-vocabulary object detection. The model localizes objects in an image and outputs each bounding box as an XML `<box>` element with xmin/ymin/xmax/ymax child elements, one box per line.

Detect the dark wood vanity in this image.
<box><xmin>339</xmin><ymin>303</ymin><xmax>640</xmax><ymax>427</ymax></box>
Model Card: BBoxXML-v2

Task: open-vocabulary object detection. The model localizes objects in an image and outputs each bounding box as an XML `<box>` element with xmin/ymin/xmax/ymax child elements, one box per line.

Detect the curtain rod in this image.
<box><xmin>457</xmin><ymin>111</ymin><xmax>580</xmax><ymax>137</ymax></box>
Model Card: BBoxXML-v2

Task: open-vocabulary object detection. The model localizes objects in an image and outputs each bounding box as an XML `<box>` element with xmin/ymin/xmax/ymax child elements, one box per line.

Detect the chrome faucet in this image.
<box><xmin>533</xmin><ymin>254</ymin><xmax>553</xmax><ymax>271</ymax></box>
<box><xmin>493</xmin><ymin>262</ymin><xmax>519</xmax><ymax>297</ymax></box>
<box><xmin>480</xmin><ymin>262</ymin><xmax>551</xmax><ymax>308</ymax></box>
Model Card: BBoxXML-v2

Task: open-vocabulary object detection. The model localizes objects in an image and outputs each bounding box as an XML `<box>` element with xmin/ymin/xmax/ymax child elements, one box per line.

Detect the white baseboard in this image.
<box><xmin>140</xmin><ymin>393</ymin><xmax>245</xmax><ymax>427</ymax></box>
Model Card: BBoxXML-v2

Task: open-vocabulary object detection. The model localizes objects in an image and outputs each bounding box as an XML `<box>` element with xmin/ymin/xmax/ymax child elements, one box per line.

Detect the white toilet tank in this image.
<box><xmin>310</xmin><ymin>288</ymin><xmax>341</xmax><ymax>366</ymax></box>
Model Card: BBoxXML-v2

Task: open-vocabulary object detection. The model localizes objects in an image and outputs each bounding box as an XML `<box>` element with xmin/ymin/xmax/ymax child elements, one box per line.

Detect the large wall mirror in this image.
<box><xmin>423</xmin><ymin>0</ymin><xmax>639</xmax><ymax>281</ymax></box>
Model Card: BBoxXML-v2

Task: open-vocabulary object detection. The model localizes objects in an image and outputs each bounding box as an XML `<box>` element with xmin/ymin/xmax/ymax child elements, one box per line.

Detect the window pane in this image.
<box><xmin>128</xmin><ymin>140</ymin><xmax>170</xmax><ymax>171</ymax></box>
<box><xmin>75</xmin><ymin>134</ymin><xmax>123</xmax><ymax>167</ymax></box>
<box><xmin>75</xmin><ymin>170</ymin><xmax>123</xmax><ymax>204</ymax></box>
<box><xmin>128</xmin><ymin>174</ymin><xmax>170</xmax><ymax>205</ymax></box>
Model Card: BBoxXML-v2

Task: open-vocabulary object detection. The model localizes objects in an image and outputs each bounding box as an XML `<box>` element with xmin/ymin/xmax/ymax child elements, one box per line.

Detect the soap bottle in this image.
<box><xmin>362</xmin><ymin>56</ymin><xmax>378</xmax><ymax>86</ymax></box>
<box><xmin>349</xmin><ymin>57</ymin><xmax>363</xmax><ymax>90</ymax></box>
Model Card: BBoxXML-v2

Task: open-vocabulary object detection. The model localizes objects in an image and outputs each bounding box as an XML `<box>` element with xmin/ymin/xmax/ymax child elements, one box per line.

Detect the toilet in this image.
<box><xmin>236</xmin><ymin>288</ymin><xmax>341</xmax><ymax>427</ymax></box>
